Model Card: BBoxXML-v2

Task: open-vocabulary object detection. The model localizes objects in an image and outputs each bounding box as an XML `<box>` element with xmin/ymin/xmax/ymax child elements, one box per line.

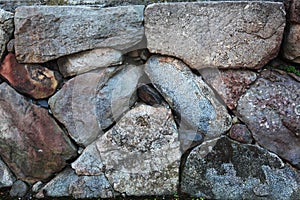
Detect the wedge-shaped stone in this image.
<box><xmin>14</xmin><ymin>5</ymin><xmax>144</xmax><ymax>63</ymax></box>
<box><xmin>0</xmin><ymin>158</ymin><xmax>15</xmax><ymax>188</ymax></box>
<box><xmin>0</xmin><ymin>9</ymin><xmax>13</xmax><ymax>59</ymax></box>
<box><xmin>145</xmin><ymin>56</ymin><xmax>231</xmax><ymax>141</ymax></box>
<box><xmin>0</xmin><ymin>83</ymin><xmax>77</xmax><ymax>183</ymax></box>
<box><xmin>145</xmin><ymin>2</ymin><xmax>285</xmax><ymax>69</ymax></box>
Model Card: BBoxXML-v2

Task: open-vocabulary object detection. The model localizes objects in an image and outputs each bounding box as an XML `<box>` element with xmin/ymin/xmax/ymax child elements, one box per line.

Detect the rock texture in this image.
<box><xmin>0</xmin><ymin>53</ymin><xmax>59</xmax><ymax>99</ymax></box>
<box><xmin>283</xmin><ymin>25</ymin><xmax>300</xmax><ymax>63</ymax></box>
<box><xmin>0</xmin><ymin>83</ymin><xmax>77</xmax><ymax>183</ymax></box>
<box><xmin>228</xmin><ymin>124</ymin><xmax>253</xmax><ymax>144</ymax></box>
<box><xmin>49</xmin><ymin>64</ymin><xmax>143</xmax><ymax>146</ymax></box>
<box><xmin>237</xmin><ymin>70</ymin><xmax>300</xmax><ymax>169</ymax></box>
<box><xmin>145</xmin><ymin>2</ymin><xmax>285</xmax><ymax>69</ymax></box>
<box><xmin>181</xmin><ymin>136</ymin><xmax>300</xmax><ymax>199</ymax></box>
<box><xmin>0</xmin><ymin>158</ymin><xmax>15</xmax><ymax>188</ymax></box>
<box><xmin>38</xmin><ymin>168</ymin><xmax>114</xmax><ymax>199</ymax></box>
<box><xmin>201</xmin><ymin>69</ymin><xmax>257</xmax><ymax>110</ymax></box>
<box><xmin>9</xmin><ymin>180</ymin><xmax>28</xmax><ymax>197</ymax></box>
<box><xmin>0</xmin><ymin>9</ymin><xmax>13</xmax><ymax>59</ymax></box>
<box><xmin>145</xmin><ymin>56</ymin><xmax>231</xmax><ymax>140</ymax></box>
<box><xmin>289</xmin><ymin>0</ymin><xmax>300</xmax><ymax>23</ymax></box>
<box><xmin>75</xmin><ymin>104</ymin><xmax>181</xmax><ymax>196</ymax></box>
<box><xmin>14</xmin><ymin>5</ymin><xmax>144</xmax><ymax>63</ymax></box>
<box><xmin>57</xmin><ymin>48</ymin><xmax>123</xmax><ymax>77</ymax></box>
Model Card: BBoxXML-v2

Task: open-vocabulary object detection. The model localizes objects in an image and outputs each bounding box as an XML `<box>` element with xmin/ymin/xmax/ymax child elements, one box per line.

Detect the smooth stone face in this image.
<box><xmin>181</xmin><ymin>137</ymin><xmax>300</xmax><ymax>199</ymax></box>
<box><xmin>14</xmin><ymin>5</ymin><xmax>145</xmax><ymax>63</ymax></box>
<box><xmin>200</xmin><ymin>69</ymin><xmax>257</xmax><ymax>110</ymax></box>
<box><xmin>0</xmin><ymin>53</ymin><xmax>59</xmax><ymax>99</ymax></box>
<box><xmin>145</xmin><ymin>56</ymin><xmax>231</xmax><ymax>140</ymax></box>
<box><xmin>76</xmin><ymin>104</ymin><xmax>181</xmax><ymax>196</ymax></box>
<box><xmin>9</xmin><ymin>180</ymin><xmax>28</xmax><ymax>197</ymax></box>
<box><xmin>0</xmin><ymin>9</ymin><xmax>13</xmax><ymax>59</ymax></box>
<box><xmin>0</xmin><ymin>83</ymin><xmax>77</xmax><ymax>183</ymax></box>
<box><xmin>57</xmin><ymin>48</ymin><xmax>123</xmax><ymax>77</ymax></box>
<box><xmin>0</xmin><ymin>158</ymin><xmax>15</xmax><ymax>188</ymax></box>
<box><xmin>38</xmin><ymin>168</ymin><xmax>114</xmax><ymax>199</ymax></box>
<box><xmin>237</xmin><ymin>70</ymin><xmax>300</xmax><ymax>168</ymax></box>
<box><xmin>283</xmin><ymin>24</ymin><xmax>300</xmax><ymax>63</ymax></box>
<box><xmin>49</xmin><ymin>64</ymin><xmax>143</xmax><ymax>146</ymax></box>
<box><xmin>145</xmin><ymin>2</ymin><xmax>285</xmax><ymax>69</ymax></box>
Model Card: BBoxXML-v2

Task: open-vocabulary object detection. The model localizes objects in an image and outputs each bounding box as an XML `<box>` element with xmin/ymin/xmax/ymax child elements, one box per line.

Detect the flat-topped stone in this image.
<box><xmin>145</xmin><ymin>1</ymin><xmax>285</xmax><ymax>69</ymax></box>
<box><xmin>14</xmin><ymin>5</ymin><xmax>144</xmax><ymax>63</ymax></box>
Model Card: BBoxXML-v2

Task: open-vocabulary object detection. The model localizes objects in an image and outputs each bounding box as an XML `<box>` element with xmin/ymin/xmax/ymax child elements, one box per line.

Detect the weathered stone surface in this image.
<box><xmin>228</xmin><ymin>124</ymin><xmax>253</xmax><ymax>144</ymax></box>
<box><xmin>0</xmin><ymin>158</ymin><xmax>15</xmax><ymax>188</ymax></box>
<box><xmin>9</xmin><ymin>180</ymin><xmax>28</xmax><ymax>197</ymax></box>
<box><xmin>137</xmin><ymin>84</ymin><xmax>163</xmax><ymax>106</ymax></box>
<box><xmin>181</xmin><ymin>136</ymin><xmax>300</xmax><ymax>199</ymax></box>
<box><xmin>0</xmin><ymin>53</ymin><xmax>59</xmax><ymax>99</ymax></box>
<box><xmin>289</xmin><ymin>0</ymin><xmax>300</xmax><ymax>23</ymax></box>
<box><xmin>14</xmin><ymin>5</ymin><xmax>144</xmax><ymax>63</ymax></box>
<box><xmin>6</xmin><ymin>39</ymin><xmax>14</xmax><ymax>53</ymax></box>
<box><xmin>49</xmin><ymin>64</ymin><xmax>143</xmax><ymax>146</ymax></box>
<box><xmin>0</xmin><ymin>83</ymin><xmax>77</xmax><ymax>183</ymax></box>
<box><xmin>0</xmin><ymin>9</ymin><xmax>13</xmax><ymax>59</ymax></box>
<box><xmin>237</xmin><ymin>70</ymin><xmax>300</xmax><ymax>168</ymax></box>
<box><xmin>201</xmin><ymin>69</ymin><xmax>257</xmax><ymax>110</ymax></box>
<box><xmin>57</xmin><ymin>48</ymin><xmax>123</xmax><ymax>77</ymax></box>
<box><xmin>145</xmin><ymin>56</ymin><xmax>231</xmax><ymax>140</ymax></box>
<box><xmin>283</xmin><ymin>25</ymin><xmax>300</xmax><ymax>63</ymax></box>
<box><xmin>38</xmin><ymin>168</ymin><xmax>115</xmax><ymax>199</ymax></box>
<box><xmin>145</xmin><ymin>2</ymin><xmax>285</xmax><ymax>69</ymax></box>
<box><xmin>75</xmin><ymin>104</ymin><xmax>181</xmax><ymax>196</ymax></box>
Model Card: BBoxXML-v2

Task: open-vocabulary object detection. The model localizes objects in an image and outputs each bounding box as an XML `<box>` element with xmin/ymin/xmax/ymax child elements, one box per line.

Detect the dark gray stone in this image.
<box><xmin>9</xmin><ymin>180</ymin><xmax>28</xmax><ymax>197</ymax></box>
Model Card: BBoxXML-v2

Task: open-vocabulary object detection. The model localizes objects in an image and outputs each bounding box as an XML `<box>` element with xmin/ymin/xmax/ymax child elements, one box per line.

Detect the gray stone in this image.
<box><xmin>145</xmin><ymin>2</ymin><xmax>285</xmax><ymax>69</ymax></box>
<box><xmin>237</xmin><ymin>70</ymin><xmax>300</xmax><ymax>168</ymax></box>
<box><xmin>6</xmin><ymin>39</ymin><xmax>14</xmax><ymax>53</ymax></box>
<box><xmin>32</xmin><ymin>181</ymin><xmax>43</xmax><ymax>193</ymax></box>
<box><xmin>9</xmin><ymin>180</ymin><xmax>28</xmax><ymax>197</ymax></box>
<box><xmin>76</xmin><ymin>104</ymin><xmax>181</xmax><ymax>196</ymax></box>
<box><xmin>57</xmin><ymin>48</ymin><xmax>123</xmax><ymax>77</ymax></box>
<box><xmin>0</xmin><ymin>9</ymin><xmax>13</xmax><ymax>59</ymax></box>
<box><xmin>0</xmin><ymin>83</ymin><xmax>77</xmax><ymax>183</ymax></box>
<box><xmin>0</xmin><ymin>158</ymin><xmax>15</xmax><ymax>188</ymax></box>
<box><xmin>181</xmin><ymin>136</ymin><xmax>300</xmax><ymax>199</ymax></box>
<box><xmin>228</xmin><ymin>124</ymin><xmax>253</xmax><ymax>144</ymax></box>
<box><xmin>49</xmin><ymin>64</ymin><xmax>143</xmax><ymax>146</ymax></box>
<box><xmin>145</xmin><ymin>56</ymin><xmax>231</xmax><ymax>141</ymax></box>
<box><xmin>283</xmin><ymin>25</ymin><xmax>300</xmax><ymax>63</ymax></box>
<box><xmin>38</xmin><ymin>168</ymin><xmax>114</xmax><ymax>199</ymax></box>
<box><xmin>14</xmin><ymin>5</ymin><xmax>144</xmax><ymax>63</ymax></box>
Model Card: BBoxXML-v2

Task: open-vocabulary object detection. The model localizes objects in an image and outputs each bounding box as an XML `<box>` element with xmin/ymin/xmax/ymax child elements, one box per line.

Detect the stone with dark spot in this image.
<box><xmin>0</xmin><ymin>53</ymin><xmax>59</xmax><ymax>99</ymax></box>
<box><xmin>181</xmin><ymin>136</ymin><xmax>300</xmax><ymax>199</ymax></box>
<box><xmin>200</xmin><ymin>69</ymin><xmax>257</xmax><ymax>110</ymax></box>
<box><xmin>237</xmin><ymin>70</ymin><xmax>300</xmax><ymax>168</ymax></box>
<box><xmin>0</xmin><ymin>83</ymin><xmax>77</xmax><ymax>183</ymax></box>
<box><xmin>228</xmin><ymin>124</ymin><xmax>253</xmax><ymax>144</ymax></box>
<box><xmin>137</xmin><ymin>84</ymin><xmax>163</xmax><ymax>106</ymax></box>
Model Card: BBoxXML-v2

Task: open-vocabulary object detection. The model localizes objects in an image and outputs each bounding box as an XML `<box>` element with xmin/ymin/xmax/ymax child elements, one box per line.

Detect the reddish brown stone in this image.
<box><xmin>289</xmin><ymin>0</ymin><xmax>300</xmax><ymax>23</ymax></box>
<box><xmin>0</xmin><ymin>83</ymin><xmax>77</xmax><ymax>183</ymax></box>
<box><xmin>201</xmin><ymin>69</ymin><xmax>257</xmax><ymax>110</ymax></box>
<box><xmin>0</xmin><ymin>53</ymin><xmax>59</xmax><ymax>99</ymax></box>
<box><xmin>228</xmin><ymin>124</ymin><xmax>253</xmax><ymax>144</ymax></box>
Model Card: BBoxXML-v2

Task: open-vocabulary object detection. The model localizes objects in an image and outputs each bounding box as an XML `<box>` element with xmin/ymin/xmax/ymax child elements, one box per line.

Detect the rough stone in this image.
<box><xmin>38</xmin><ymin>168</ymin><xmax>115</xmax><ymax>199</ymax></box>
<box><xmin>0</xmin><ymin>53</ymin><xmax>59</xmax><ymax>99</ymax></box>
<box><xmin>75</xmin><ymin>104</ymin><xmax>181</xmax><ymax>196</ymax></box>
<box><xmin>49</xmin><ymin>64</ymin><xmax>143</xmax><ymax>146</ymax></box>
<box><xmin>14</xmin><ymin>5</ymin><xmax>145</xmax><ymax>63</ymax></box>
<box><xmin>283</xmin><ymin>24</ymin><xmax>300</xmax><ymax>63</ymax></box>
<box><xmin>200</xmin><ymin>69</ymin><xmax>257</xmax><ymax>110</ymax></box>
<box><xmin>0</xmin><ymin>158</ymin><xmax>15</xmax><ymax>188</ymax></box>
<box><xmin>0</xmin><ymin>9</ymin><xmax>13</xmax><ymax>60</ymax></box>
<box><xmin>289</xmin><ymin>0</ymin><xmax>300</xmax><ymax>23</ymax></box>
<box><xmin>6</xmin><ymin>39</ymin><xmax>14</xmax><ymax>53</ymax></box>
<box><xmin>0</xmin><ymin>83</ymin><xmax>77</xmax><ymax>183</ymax></box>
<box><xmin>237</xmin><ymin>70</ymin><xmax>300</xmax><ymax>168</ymax></box>
<box><xmin>181</xmin><ymin>136</ymin><xmax>300</xmax><ymax>199</ymax></box>
<box><xmin>145</xmin><ymin>56</ymin><xmax>231</xmax><ymax>141</ymax></box>
<box><xmin>57</xmin><ymin>48</ymin><xmax>123</xmax><ymax>77</ymax></box>
<box><xmin>137</xmin><ymin>84</ymin><xmax>163</xmax><ymax>106</ymax></box>
<box><xmin>145</xmin><ymin>2</ymin><xmax>285</xmax><ymax>69</ymax></box>
<box><xmin>9</xmin><ymin>180</ymin><xmax>28</xmax><ymax>197</ymax></box>
<box><xmin>228</xmin><ymin>124</ymin><xmax>253</xmax><ymax>144</ymax></box>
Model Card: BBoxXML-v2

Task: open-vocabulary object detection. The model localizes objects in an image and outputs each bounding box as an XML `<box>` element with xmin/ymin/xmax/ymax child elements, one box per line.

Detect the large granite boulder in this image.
<box><xmin>49</xmin><ymin>64</ymin><xmax>143</xmax><ymax>146</ymax></box>
<box><xmin>0</xmin><ymin>9</ymin><xmax>13</xmax><ymax>60</ymax></box>
<box><xmin>145</xmin><ymin>2</ymin><xmax>285</xmax><ymax>69</ymax></box>
<box><xmin>14</xmin><ymin>5</ymin><xmax>144</xmax><ymax>63</ymax></box>
<box><xmin>181</xmin><ymin>136</ymin><xmax>300</xmax><ymax>199</ymax></box>
<box><xmin>0</xmin><ymin>83</ymin><xmax>77</xmax><ymax>183</ymax></box>
<box><xmin>145</xmin><ymin>56</ymin><xmax>231</xmax><ymax>142</ymax></box>
<box><xmin>237</xmin><ymin>70</ymin><xmax>300</xmax><ymax>169</ymax></box>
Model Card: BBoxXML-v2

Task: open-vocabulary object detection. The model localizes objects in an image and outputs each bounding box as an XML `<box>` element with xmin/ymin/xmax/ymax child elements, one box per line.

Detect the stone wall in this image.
<box><xmin>0</xmin><ymin>0</ymin><xmax>299</xmax><ymax>199</ymax></box>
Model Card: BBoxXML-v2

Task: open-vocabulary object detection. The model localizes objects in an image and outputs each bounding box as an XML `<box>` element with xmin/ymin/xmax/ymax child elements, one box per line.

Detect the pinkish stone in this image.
<box><xmin>228</xmin><ymin>124</ymin><xmax>253</xmax><ymax>144</ymax></box>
